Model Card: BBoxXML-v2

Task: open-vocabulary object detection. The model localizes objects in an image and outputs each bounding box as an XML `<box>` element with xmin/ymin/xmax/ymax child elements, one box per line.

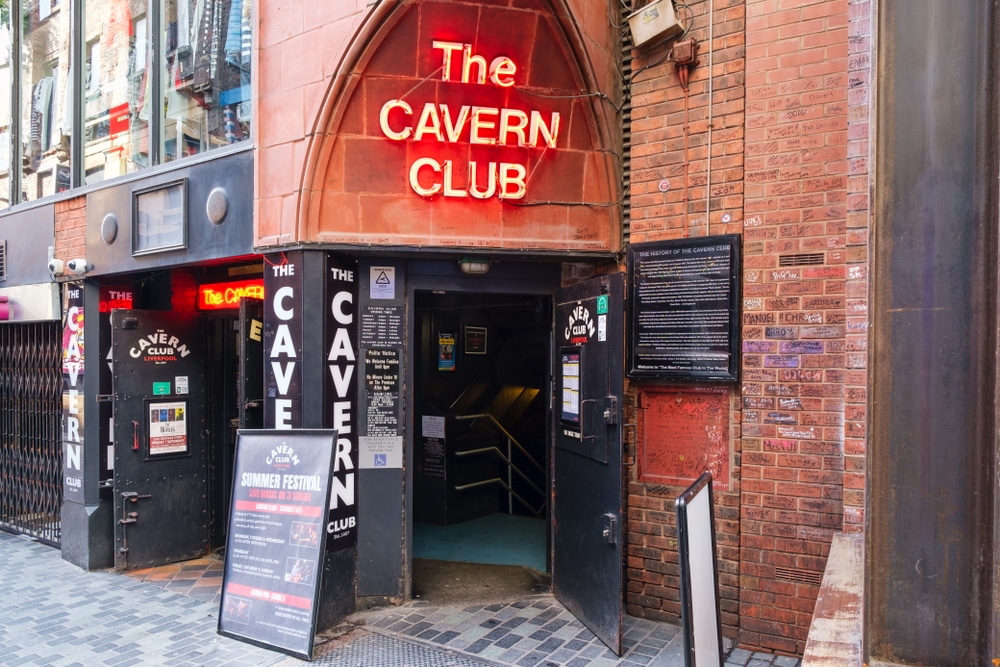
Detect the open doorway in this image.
<box><xmin>412</xmin><ymin>290</ymin><xmax>551</xmax><ymax>600</ymax></box>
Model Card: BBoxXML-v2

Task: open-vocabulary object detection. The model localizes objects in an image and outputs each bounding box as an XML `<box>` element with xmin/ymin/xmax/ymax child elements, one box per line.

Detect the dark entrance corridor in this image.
<box><xmin>412</xmin><ymin>291</ymin><xmax>550</xmax><ymax>588</ymax></box>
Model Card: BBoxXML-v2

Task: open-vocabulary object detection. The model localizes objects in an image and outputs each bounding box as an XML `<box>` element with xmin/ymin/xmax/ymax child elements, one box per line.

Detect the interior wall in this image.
<box><xmin>413</xmin><ymin>292</ymin><xmax>550</xmax><ymax>527</ymax></box>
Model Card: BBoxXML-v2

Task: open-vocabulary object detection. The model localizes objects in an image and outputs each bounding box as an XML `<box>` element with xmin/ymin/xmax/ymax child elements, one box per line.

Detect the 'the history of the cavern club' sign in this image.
<box><xmin>378</xmin><ymin>40</ymin><xmax>561</xmax><ymax>201</ymax></box>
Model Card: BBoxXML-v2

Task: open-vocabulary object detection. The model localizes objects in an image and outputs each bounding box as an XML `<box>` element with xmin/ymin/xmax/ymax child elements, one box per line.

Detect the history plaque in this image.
<box><xmin>627</xmin><ymin>235</ymin><xmax>741</xmax><ymax>382</ymax></box>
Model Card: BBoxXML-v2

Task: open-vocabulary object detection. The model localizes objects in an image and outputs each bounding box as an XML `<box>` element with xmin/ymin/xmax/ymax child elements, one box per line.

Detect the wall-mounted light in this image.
<box><xmin>458</xmin><ymin>257</ymin><xmax>491</xmax><ymax>275</ymax></box>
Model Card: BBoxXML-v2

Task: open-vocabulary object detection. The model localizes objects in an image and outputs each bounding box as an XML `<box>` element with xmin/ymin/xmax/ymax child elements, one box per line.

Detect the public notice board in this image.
<box><xmin>627</xmin><ymin>235</ymin><xmax>741</xmax><ymax>382</ymax></box>
<box><xmin>218</xmin><ymin>429</ymin><xmax>337</xmax><ymax>660</ymax></box>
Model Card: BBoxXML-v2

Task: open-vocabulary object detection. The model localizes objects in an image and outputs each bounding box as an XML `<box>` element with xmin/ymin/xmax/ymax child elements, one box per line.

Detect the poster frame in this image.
<box><xmin>217</xmin><ymin>429</ymin><xmax>337</xmax><ymax>660</ymax></box>
<box><xmin>676</xmin><ymin>472</ymin><xmax>724</xmax><ymax>667</ymax></box>
<box><xmin>144</xmin><ymin>398</ymin><xmax>190</xmax><ymax>458</ymax></box>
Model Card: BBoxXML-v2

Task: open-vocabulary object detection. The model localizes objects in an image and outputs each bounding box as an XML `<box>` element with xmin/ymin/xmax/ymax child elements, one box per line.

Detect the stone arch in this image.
<box><xmin>298</xmin><ymin>0</ymin><xmax>622</xmax><ymax>251</ymax></box>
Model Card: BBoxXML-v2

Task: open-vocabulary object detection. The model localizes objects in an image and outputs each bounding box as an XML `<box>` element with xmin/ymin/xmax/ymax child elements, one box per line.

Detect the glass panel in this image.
<box><xmin>20</xmin><ymin>0</ymin><xmax>72</xmax><ymax>201</ymax></box>
<box><xmin>0</xmin><ymin>4</ymin><xmax>13</xmax><ymax>208</ymax></box>
<box><xmin>162</xmin><ymin>0</ymin><xmax>250</xmax><ymax>162</ymax></box>
<box><xmin>83</xmin><ymin>0</ymin><xmax>149</xmax><ymax>185</ymax></box>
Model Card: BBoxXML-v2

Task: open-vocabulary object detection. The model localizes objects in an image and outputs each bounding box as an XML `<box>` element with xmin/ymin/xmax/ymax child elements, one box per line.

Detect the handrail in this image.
<box><xmin>454</xmin><ymin>446</ymin><xmax>545</xmax><ymax>499</ymax></box>
<box><xmin>453</xmin><ymin>478</ymin><xmax>544</xmax><ymax>518</ymax></box>
<box><xmin>454</xmin><ymin>413</ymin><xmax>544</xmax><ymax>474</ymax></box>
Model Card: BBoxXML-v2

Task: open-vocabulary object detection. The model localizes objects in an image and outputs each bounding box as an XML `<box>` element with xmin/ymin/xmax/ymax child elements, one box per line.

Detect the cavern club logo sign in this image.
<box><xmin>130</xmin><ymin>329</ymin><xmax>193</xmax><ymax>364</ymax></box>
<box><xmin>564</xmin><ymin>304</ymin><xmax>595</xmax><ymax>345</ymax></box>
<box><xmin>378</xmin><ymin>40</ymin><xmax>561</xmax><ymax>201</ymax></box>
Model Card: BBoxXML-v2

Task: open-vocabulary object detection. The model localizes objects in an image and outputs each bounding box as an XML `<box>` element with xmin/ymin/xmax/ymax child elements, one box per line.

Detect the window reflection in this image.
<box><xmin>163</xmin><ymin>0</ymin><xmax>250</xmax><ymax>162</ymax></box>
<box><xmin>83</xmin><ymin>0</ymin><xmax>148</xmax><ymax>184</ymax></box>
<box><xmin>0</xmin><ymin>0</ymin><xmax>252</xmax><ymax>203</ymax></box>
<box><xmin>0</xmin><ymin>6</ymin><xmax>12</xmax><ymax>208</ymax></box>
<box><xmin>21</xmin><ymin>0</ymin><xmax>72</xmax><ymax>201</ymax></box>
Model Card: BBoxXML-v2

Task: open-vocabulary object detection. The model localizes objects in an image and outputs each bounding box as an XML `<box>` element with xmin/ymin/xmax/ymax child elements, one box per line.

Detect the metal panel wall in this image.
<box><xmin>871</xmin><ymin>1</ymin><xmax>996</xmax><ymax>664</ymax></box>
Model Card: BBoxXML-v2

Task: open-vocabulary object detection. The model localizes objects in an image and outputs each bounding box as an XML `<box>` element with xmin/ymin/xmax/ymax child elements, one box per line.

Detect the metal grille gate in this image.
<box><xmin>0</xmin><ymin>322</ymin><xmax>62</xmax><ymax>545</ymax></box>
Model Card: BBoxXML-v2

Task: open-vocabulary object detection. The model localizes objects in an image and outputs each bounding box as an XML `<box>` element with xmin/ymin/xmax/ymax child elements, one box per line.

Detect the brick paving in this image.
<box><xmin>0</xmin><ymin>531</ymin><xmax>288</xmax><ymax>667</ymax></box>
<box><xmin>0</xmin><ymin>530</ymin><xmax>801</xmax><ymax>667</ymax></box>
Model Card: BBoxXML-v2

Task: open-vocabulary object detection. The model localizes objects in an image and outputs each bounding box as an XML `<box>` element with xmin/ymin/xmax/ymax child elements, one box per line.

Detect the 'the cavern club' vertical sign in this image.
<box><xmin>325</xmin><ymin>254</ymin><xmax>359</xmax><ymax>551</ymax></box>
<box><xmin>62</xmin><ymin>284</ymin><xmax>85</xmax><ymax>502</ymax></box>
<box><xmin>264</xmin><ymin>256</ymin><xmax>303</xmax><ymax>429</ymax></box>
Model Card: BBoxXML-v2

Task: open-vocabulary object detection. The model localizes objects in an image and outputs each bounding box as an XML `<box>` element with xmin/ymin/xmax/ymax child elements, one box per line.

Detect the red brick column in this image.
<box><xmin>55</xmin><ymin>197</ymin><xmax>87</xmax><ymax>261</ymax></box>
<box><xmin>843</xmin><ymin>0</ymin><xmax>871</xmax><ymax>536</ymax></box>
<box><xmin>625</xmin><ymin>0</ymin><xmax>746</xmax><ymax>639</ymax></box>
<box><xmin>740</xmin><ymin>0</ymin><xmax>851</xmax><ymax>654</ymax></box>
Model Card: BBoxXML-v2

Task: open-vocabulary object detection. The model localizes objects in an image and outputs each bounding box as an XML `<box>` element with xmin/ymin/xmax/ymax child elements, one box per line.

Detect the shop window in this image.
<box><xmin>162</xmin><ymin>0</ymin><xmax>251</xmax><ymax>162</ymax></box>
<box><xmin>0</xmin><ymin>0</ymin><xmax>251</xmax><ymax>204</ymax></box>
<box><xmin>0</xmin><ymin>21</ymin><xmax>11</xmax><ymax>209</ymax></box>
<box><xmin>82</xmin><ymin>0</ymin><xmax>148</xmax><ymax>182</ymax></box>
<box><xmin>20</xmin><ymin>0</ymin><xmax>72</xmax><ymax>202</ymax></box>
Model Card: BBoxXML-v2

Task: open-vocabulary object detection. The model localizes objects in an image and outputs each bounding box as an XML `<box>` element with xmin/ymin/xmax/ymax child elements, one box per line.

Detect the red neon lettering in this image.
<box><xmin>198</xmin><ymin>280</ymin><xmax>265</xmax><ymax>310</ymax></box>
<box><xmin>382</xmin><ymin>40</ymin><xmax>554</xmax><ymax>201</ymax></box>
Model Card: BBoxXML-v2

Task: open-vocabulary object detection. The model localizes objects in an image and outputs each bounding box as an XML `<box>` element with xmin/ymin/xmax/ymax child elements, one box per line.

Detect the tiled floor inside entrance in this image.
<box><xmin>124</xmin><ymin>553</ymin><xmax>225</xmax><ymax>605</ymax></box>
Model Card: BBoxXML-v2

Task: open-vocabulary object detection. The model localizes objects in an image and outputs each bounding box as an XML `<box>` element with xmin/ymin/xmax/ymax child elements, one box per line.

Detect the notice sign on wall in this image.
<box><xmin>627</xmin><ymin>235</ymin><xmax>741</xmax><ymax>382</ymax></box>
<box><xmin>218</xmin><ymin>430</ymin><xmax>337</xmax><ymax>660</ymax></box>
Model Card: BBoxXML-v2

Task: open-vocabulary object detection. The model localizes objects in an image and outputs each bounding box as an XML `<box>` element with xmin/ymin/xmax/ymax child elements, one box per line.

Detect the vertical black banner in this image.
<box><xmin>264</xmin><ymin>253</ymin><xmax>304</xmax><ymax>429</ymax></box>
<box><xmin>325</xmin><ymin>254</ymin><xmax>359</xmax><ymax>551</ymax></box>
<box><xmin>61</xmin><ymin>283</ymin><xmax>85</xmax><ymax>502</ymax></box>
<box><xmin>219</xmin><ymin>430</ymin><xmax>337</xmax><ymax>660</ymax></box>
<box><xmin>99</xmin><ymin>285</ymin><xmax>133</xmax><ymax>492</ymax></box>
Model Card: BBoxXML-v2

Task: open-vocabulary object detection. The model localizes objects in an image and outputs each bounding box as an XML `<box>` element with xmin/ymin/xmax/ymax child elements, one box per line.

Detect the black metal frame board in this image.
<box><xmin>676</xmin><ymin>472</ymin><xmax>723</xmax><ymax>667</ymax></box>
<box><xmin>218</xmin><ymin>429</ymin><xmax>338</xmax><ymax>660</ymax></box>
<box><xmin>627</xmin><ymin>235</ymin><xmax>741</xmax><ymax>382</ymax></box>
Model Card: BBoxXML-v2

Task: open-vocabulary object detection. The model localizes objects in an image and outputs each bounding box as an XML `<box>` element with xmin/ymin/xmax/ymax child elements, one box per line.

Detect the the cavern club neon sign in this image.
<box><xmin>198</xmin><ymin>279</ymin><xmax>264</xmax><ymax>310</ymax></box>
<box><xmin>379</xmin><ymin>40</ymin><xmax>561</xmax><ymax>201</ymax></box>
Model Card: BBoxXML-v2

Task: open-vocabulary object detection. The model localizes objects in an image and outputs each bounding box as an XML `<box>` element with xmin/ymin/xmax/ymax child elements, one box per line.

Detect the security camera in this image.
<box><xmin>48</xmin><ymin>259</ymin><xmax>65</xmax><ymax>276</ymax></box>
<box><xmin>66</xmin><ymin>258</ymin><xmax>91</xmax><ymax>274</ymax></box>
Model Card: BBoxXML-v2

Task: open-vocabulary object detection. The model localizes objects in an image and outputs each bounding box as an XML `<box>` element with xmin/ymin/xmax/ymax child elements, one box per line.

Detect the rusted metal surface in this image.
<box><xmin>871</xmin><ymin>1</ymin><xmax>995</xmax><ymax>665</ymax></box>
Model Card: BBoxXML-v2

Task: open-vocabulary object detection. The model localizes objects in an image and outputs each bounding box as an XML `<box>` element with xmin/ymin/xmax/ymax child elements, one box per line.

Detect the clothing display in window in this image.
<box><xmin>24</xmin><ymin>76</ymin><xmax>54</xmax><ymax>172</ymax></box>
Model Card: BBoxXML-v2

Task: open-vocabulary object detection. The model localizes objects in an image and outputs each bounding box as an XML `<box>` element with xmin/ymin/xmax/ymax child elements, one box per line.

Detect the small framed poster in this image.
<box><xmin>464</xmin><ymin>326</ymin><xmax>487</xmax><ymax>355</ymax></box>
<box><xmin>560</xmin><ymin>348</ymin><xmax>582</xmax><ymax>425</ymax></box>
<box><xmin>147</xmin><ymin>400</ymin><xmax>188</xmax><ymax>456</ymax></box>
<box><xmin>438</xmin><ymin>332</ymin><xmax>456</xmax><ymax>371</ymax></box>
<box><xmin>133</xmin><ymin>179</ymin><xmax>187</xmax><ymax>255</ymax></box>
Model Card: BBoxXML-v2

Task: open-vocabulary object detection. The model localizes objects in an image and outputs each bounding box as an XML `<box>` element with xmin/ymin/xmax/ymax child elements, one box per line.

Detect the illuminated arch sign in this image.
<box><xmin>378</xmin><ymin>40</ymin><xmax>561</xmax><ymax>201</ymax></box>
<box><xmin>198</xmin><ymin>279</ymin><xmax>265</xmax><ymax>311</ymax></box>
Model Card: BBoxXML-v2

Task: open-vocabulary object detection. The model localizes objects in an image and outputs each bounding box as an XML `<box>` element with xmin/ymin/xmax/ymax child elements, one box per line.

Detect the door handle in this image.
<box><xmin>602</xmin><ymin>513</ymin><xmax>617</xmax><ymax>545</ymax></box>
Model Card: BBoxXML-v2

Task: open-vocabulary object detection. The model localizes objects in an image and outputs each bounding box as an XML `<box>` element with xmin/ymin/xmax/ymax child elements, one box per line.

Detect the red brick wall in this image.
<box><xmin>626</xmin><ymin>0</ymin><xmax>870</xmax><ymax>656</ymax></box>
<box><xmin>843</xmin><ymin>0</ymin><xmax>871</xmax><ymax>536</ymax></box>
<box><xmin>740</xmin><ymin>0</ymin><xmax>852</xmax><ymax>653</ymax></box>
<box><xmin>54</xmin><ymin>197</ymin><xmax>87</xmax><ymax>261</ymax></box>
<box><xmin>625</xmin><ymin>0</ymin><xmax>746</xmax><ymax>638</ymax></box>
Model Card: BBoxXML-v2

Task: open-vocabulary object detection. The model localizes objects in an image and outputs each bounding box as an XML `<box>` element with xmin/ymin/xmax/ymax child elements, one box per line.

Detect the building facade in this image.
<box><xmin>0</xmin><ymin>0</ymin><xmax>995</xmax><ymax>665</ymax></box>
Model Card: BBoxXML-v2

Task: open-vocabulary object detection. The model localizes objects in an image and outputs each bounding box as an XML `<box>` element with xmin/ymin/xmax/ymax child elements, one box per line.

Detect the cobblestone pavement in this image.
<box><xmin>0</xmin><ymin>531</ymin><xmax>800</xmax><ymax>667</ymax></box>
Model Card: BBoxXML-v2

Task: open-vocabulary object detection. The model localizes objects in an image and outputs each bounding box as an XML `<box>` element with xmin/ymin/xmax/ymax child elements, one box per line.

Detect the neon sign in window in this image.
<box><xmin>198</xmin><ymin>279</ymin><xmax>264</xmax><ymax>310</ymax></box>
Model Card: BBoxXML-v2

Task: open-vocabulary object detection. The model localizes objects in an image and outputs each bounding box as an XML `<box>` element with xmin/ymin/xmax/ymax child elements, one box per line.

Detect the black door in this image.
<box><xmin>552</xmin><ymin>273</ymin><xmax>625</xmax><ymax>654</ymax></box>
<box><xmin>112</xmin><ymin>309</ymin><xmax>209</xmax><ymax>571</ymax></box>
<box><xmin>238</xmin><ymin>298</ymin><xmax>264</xmax><ymax>429</ymax></box>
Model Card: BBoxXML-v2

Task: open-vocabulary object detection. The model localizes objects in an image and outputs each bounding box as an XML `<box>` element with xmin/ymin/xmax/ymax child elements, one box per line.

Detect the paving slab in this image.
<box><xmin>0</xmin><ymin>530</ymin><xmax>801</xmax><ymax>667</ymax></box>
